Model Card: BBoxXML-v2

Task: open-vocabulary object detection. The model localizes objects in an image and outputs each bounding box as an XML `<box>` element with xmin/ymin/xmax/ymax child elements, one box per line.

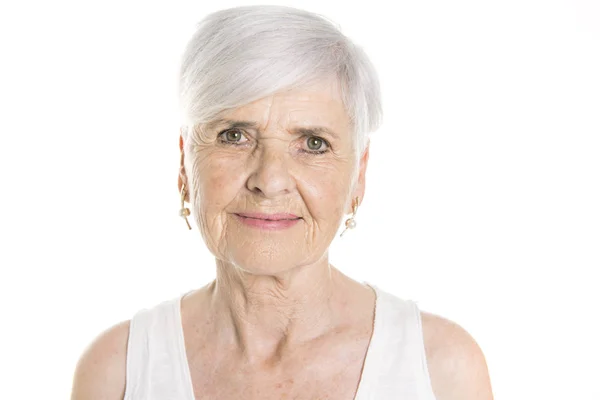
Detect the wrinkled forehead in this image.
<box><xmin>213</xmin><ymin>78</ymin><xmax>351</xmax><ymax>134</ymax></box>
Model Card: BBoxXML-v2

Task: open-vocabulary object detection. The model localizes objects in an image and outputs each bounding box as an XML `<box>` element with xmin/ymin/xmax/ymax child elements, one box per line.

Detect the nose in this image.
<box><xmin>246</xmin><ymin>142</ymin><xmax>296</xmax><ymax>198</ymax></box>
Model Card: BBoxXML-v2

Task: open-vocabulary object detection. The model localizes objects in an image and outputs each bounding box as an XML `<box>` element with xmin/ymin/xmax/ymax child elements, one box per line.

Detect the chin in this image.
<box><xmin>226</xmin><ymin>249</ymin><xmax>306</xmax><ymax>274</ymax></box>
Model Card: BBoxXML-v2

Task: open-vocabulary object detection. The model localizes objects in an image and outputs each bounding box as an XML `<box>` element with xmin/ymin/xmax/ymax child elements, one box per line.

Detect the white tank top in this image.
<box><xmin>123</xmin><ymin>282</ymin><xmax>437</xmax><ymax>400</ymax></box>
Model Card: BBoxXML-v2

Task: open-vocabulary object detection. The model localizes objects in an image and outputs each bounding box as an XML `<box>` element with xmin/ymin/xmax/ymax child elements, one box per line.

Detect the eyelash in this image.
<box><xmin>217</xmin><ymin>129</ymin><xmax>331</xmax><ymax>155</ymax></box>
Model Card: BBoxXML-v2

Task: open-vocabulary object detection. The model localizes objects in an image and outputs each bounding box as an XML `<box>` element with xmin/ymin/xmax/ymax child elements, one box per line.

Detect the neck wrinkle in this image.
<box><xmin>206</xmin><ymin>260</ymin><xmax>349</xmax><ymax>366</ymax></box>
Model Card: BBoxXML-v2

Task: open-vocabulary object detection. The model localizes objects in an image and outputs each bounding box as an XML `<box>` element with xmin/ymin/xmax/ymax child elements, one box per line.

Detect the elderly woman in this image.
<box><xmin>71</xmin><ymin>5</ymin><xmax>493</xmax><ymax>400</ymax></box>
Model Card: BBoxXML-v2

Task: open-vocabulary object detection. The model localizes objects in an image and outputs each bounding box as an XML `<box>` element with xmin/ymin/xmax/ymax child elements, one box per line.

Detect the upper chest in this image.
<box><xmin>190</xmin><ymin>363</ymin><xmax>363</xmax><ymax>400</ymax></box>
<box><xmin>184</xmin><ymin>326</ymin><xmax>374</xmax><ymax>400</ymax></box>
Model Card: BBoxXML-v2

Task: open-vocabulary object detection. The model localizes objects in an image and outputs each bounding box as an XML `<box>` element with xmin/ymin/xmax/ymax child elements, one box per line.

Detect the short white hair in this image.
<box><xmin>178</xmin><ymin>5</ymin><xmax>382</xmax><ymax>155</ymax></box>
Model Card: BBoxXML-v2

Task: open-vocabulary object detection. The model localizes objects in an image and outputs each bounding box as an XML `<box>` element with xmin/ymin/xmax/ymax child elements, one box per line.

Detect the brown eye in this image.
<box><xmin>307</xmin><ymin>136</ymin><xmax>326</xmax><ymax>151</ymax></box>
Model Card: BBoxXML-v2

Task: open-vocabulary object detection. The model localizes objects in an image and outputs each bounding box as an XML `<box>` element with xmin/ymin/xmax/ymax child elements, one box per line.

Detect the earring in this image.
<box><xmin>340</xmin><ymin>197</ymin><xmax>359</xmax><ymax>237</ymax></box>
<box><xmin>179</xmin><ymin>183</ymin><xmax>192</xmax><ymax>230</ymax></box>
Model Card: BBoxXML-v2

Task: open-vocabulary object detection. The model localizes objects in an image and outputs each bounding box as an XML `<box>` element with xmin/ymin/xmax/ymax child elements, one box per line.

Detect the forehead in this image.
<box><xmin>219</xmin><ymin>79</ymin><xmax>350</xmax><ymax>131</ymax></box>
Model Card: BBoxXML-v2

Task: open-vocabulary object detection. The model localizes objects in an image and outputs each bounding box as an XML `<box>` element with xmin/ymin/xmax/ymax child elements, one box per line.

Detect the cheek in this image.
<box><xmin>299</xmin><ymin>163</ymin><xmax>353</xmax><ymax>219</ymax></box>
<box><xmin>192</xmin><ymin>153</ymin><xmax>245</xmax><ymax>212</ymax></box>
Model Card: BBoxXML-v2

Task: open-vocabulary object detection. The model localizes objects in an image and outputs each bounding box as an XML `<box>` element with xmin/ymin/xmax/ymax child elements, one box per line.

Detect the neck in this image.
<box><xmin>204</xmin><ymin>258</ymin><xmax>356</xmax><ymax>366</ymax></box>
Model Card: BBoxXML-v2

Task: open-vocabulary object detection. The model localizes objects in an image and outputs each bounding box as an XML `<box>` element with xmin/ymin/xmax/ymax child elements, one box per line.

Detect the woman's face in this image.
<box><xmin>180</xmin><ymin>79</ymin><xmax>369</xmax><ymax>273</ymax></box>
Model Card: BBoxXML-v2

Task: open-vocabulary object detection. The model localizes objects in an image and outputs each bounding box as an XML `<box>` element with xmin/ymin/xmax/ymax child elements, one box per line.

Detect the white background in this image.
<box><xmin>1</xmin><ymin>1</ymin><xmax>599</xmax><ymax>399</ymax></box>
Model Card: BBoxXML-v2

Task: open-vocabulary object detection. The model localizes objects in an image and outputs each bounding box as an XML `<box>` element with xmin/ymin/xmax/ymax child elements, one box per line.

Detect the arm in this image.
<box><xmin>70</xmin><ymin>320</ymin><xmax>130</xmax><ymax>400</ymax></box>
<box><xmin>421</xmin><ymin>311</ymin><xmax>494</xmax><ymax>400</ymax></box>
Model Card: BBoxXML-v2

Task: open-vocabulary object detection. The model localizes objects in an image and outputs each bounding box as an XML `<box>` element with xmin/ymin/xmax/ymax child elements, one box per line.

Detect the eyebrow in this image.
<box><xmin>207</xmin><ymin>118</ymin><xmax>340</xmax><ymax>140</ymax></box>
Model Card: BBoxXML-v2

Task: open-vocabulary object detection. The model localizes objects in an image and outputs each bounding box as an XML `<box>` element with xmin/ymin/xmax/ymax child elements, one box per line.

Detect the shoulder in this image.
<box><xmin>420</xmin><ymin>310</ymin><xmax>494</xmax><ymax>400</ymax></box>
<box><xmin>70</xmin><ymin>319</ymin><xmax>130</xmax><ymax>400</ymax></box>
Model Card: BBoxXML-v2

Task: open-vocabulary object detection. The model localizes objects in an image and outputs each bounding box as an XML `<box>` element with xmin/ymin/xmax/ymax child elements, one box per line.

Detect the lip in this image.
<box><xmin>235</xmin><ymin>212</ymin><xmax>301</xmax><ymax>221</ymax></box>
<box><xmin>234</xmin><ymin>212</ymin><xmax>302</xmax><ymax>230</ymax></box>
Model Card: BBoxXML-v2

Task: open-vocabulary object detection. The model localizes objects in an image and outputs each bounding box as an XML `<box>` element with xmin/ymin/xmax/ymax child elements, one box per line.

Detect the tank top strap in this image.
<box><xmin>411</xmin><ymin>299</ymin><xmax>437</xmax><ymax>397</ymax></box>
<box><xmin>123</xmin><ymin>295</ymin><xmax>194</xmax><ymax>400</ymax></box>
<box><xmin>358</xmin><ymin>283</ymin><xmax>437</xmax><ymax>399</ymax></box>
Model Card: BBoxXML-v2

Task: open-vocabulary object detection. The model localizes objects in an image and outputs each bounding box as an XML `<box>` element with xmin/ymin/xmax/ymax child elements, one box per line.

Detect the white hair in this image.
<box><xmin>178</xmin><ymin>5</ymin><xmax>382</xmax><ymax>156</ymax></box>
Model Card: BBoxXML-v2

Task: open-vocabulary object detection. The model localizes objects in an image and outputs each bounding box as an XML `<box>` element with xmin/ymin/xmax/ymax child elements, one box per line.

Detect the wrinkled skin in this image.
<box><xmin>177</xmin><ymin>78</ymin><xmax>371</xmax><ymax>363</ymax></box>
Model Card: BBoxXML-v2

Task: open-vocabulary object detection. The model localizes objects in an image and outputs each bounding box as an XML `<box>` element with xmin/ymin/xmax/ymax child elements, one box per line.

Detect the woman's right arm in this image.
<box><xmin>70</xmin><ymin>320</ymin><xmax>130</xmax><ymax>400</ymax></box>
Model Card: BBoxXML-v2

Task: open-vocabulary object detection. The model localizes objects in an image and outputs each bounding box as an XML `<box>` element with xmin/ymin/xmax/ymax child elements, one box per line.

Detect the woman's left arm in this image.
<box><xmin>421</xmin><ymin>311</ymin><xmax>494</xmax><ymax>400</ymax></box>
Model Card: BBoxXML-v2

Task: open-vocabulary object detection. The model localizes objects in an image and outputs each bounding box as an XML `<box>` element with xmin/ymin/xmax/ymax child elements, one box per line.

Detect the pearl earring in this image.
<box><xmin>340</xmin><ymin>197</ymin><xmax>359</xmax><ymax>237</ymax></box>
<box><xmin>179</xmin><ymin>183</ymin><xmax>192</xmax><ymax>230</ymax></box>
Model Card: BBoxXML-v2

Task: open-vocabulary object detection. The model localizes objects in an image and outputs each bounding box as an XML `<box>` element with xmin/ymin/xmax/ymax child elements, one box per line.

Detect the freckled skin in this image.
<box><xmin>176</xmin><ymin>78</ymin><xmax>372</xmax><ymax>372</ymax></box>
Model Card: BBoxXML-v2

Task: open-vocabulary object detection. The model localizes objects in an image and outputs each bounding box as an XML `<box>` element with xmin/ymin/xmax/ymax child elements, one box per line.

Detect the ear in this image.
<box><xmin>177</xmin><ymin>130</ymin><xmax>189</xmax><ymax>202</ymax></box>
<box><xmin>352</xmin><ymin>143</ymin><xmax>370</xmax><ymax>211</ymax></box>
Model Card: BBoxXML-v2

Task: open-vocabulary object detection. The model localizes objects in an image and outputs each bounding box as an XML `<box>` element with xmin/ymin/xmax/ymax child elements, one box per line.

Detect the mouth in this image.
<box><xmin>235</xmin><ymin>212</ymin><xmax>302</xmax><ymax>221</ymax></box>
<box><xmin>233</xmin><ymin>212</ymin><xmax>302</xmax><ymax>231</ymax></box>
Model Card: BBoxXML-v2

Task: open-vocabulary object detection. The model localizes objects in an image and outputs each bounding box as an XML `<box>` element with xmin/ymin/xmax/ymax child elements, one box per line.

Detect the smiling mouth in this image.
<box><xmin>233</xmin><ymin>213</ymin><xmax>302</xmax><ymax>230</ymax></box>
<box><xmin>235</xmin><ymin>213</ymin><xmax>302</xmax><ymax>221</ymax></box>
<box><xmin>243</xmin><ymin>217</ymin><xmax>300</xmax><ymax>221</ymax></box>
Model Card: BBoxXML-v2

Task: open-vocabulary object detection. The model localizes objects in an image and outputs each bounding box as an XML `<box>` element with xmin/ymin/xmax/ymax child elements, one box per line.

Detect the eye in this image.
<box><xmin>217</xmin><ymin>128</ymin><xmax>249</xmax><ymax>145</ymax></box>
<box><xmin>304</xmin><ymin>136</ymin><xmax>330</xmax><ymax>154</ymax></box>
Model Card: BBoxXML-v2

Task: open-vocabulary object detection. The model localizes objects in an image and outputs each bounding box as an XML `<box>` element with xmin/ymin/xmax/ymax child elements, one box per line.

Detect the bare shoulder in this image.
<box><xmin>420</xmin><ymin>311</ymin><xmax>494</xmax><ymax>400</ymax></box>
<box><xmin>70</xmin><ymin>319</ymin><xmax>130</xmax><ymax>400</ymax></box>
